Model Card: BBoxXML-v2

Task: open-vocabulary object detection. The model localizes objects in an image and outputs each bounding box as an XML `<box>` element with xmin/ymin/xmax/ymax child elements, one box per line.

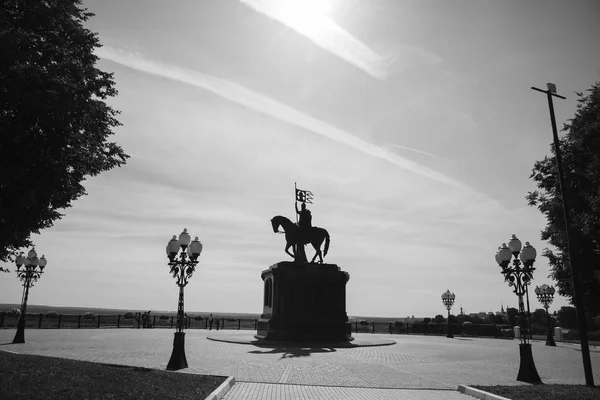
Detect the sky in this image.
<box><xmin>2</xmin><ymin>0</ymin><xmax>600</xmax><ymax>318</ymax></box>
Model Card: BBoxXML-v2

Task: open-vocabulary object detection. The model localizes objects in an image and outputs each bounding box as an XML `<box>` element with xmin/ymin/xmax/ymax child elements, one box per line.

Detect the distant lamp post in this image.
<box><xmin>534</xmin><ymin>284</ymin><xmax>557</xmax><ymax>347</ymax></box>
<box><xmin>165</xmin><ymin>229</ymin><xmax>203</xmax><ymax>371</ymax></box>
<box><xmin>495</xmin><ymin>234</ymin><xmax>542</xmax><ymax>384</ymax></box>
<box><xmin>441</xmin><ymin>289</ymin><xmax>455</xmax><ymax>338</ymax></box>
<box><xmin>13</xmin><ymin>249</ymin><xmax>47</xmax><ymax>344</ymax></box>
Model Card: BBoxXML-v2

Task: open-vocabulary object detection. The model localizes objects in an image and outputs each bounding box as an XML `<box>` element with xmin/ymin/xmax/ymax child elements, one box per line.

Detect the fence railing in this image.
<box><xmin>0</xmin><ymin>312</ymin><xmax>515</xmax><ymax>339</ymax></box>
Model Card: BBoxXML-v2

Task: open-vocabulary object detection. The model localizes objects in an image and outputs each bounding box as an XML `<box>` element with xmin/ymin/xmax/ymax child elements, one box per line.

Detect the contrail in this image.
<box><xmin>96</xmin><ymin>46</ymin><xmax>464</xmax><ymax>189</ymax></box>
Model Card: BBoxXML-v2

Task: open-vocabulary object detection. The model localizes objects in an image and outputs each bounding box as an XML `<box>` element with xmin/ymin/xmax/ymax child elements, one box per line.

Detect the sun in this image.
<box><xmin>271</xmin><ymin>0</ymin><xmax>332</xmax><ymax>35</ymax></box>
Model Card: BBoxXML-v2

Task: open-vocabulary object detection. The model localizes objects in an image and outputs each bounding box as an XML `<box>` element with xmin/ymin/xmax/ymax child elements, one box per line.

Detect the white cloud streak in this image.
<box><xmin>96</xmin><ymin>46</ymin><xmax>464</xmax><ymax>188</ymax></box>
<box><xmin>239</xmin><ymin>0</ymin><xmax>392</xmax><ymax>79</ymax></box>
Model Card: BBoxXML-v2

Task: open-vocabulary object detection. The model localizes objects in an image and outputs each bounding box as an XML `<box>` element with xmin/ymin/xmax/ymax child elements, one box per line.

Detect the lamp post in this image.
<box><xmin>441</xmin><ymin>289</ymin><xmax>455</xmax><ymax>338</ymax></box>
<box><xmin>532</xmin><ymin>83</ymin><xmax>594</xmax><ymax>386</ymax></box>
<box><xmin>495</xmin><ymin>234</ymin><xmax>542</xmax><ymax>384</ymax></box>
<box><xmin>534</xmin><ymin>284</ymin><xmax>557</xmax><ymax>347</ymax></box>
<box><xmin>13</xmin><ymin>249</ymin><xmax>47</xmax><ymax>344</ymax></box>
<box><xmin>165</xmin><ymin>228</ymin><xmax>203</xmax><ymax>371</ymax></box>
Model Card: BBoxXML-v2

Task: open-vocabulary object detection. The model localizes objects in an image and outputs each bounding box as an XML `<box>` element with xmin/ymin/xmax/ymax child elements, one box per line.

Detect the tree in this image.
<box><xmin>557</xmin><ymin>306</ymin><xmax>578</xmax><ymax>329</ymax></box>
<box><xmin>434</xmin><ymin>314</ymin><xmax>445</xmax><ymax>324</ymax></box>
<box><xmin>0</xmin><ymin>0</ymin><xmax>128</xmax><ymax>262</ymax></box>
<box><xmin>506</xmin><ymin>307</ymin><xmax>519</xmax><ymax>327</ymax></box>
<box><xmin>527</xmin><ymin>82</ymin><xmax>600</xmax><ymax>318</ymax></box>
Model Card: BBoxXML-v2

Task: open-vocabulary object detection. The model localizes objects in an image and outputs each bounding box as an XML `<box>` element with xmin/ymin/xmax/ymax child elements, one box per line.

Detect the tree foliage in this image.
<box><xmin>0</xmin><ymin>0</ymin><xmax>128</xmax><ymax>261</ymax></box>
<box><xmin>506</xmin><ymin>307</ymin><xmax>519</xmax><ymax>327</ymax></box>
<box><xmin>433</xmin><ymin>314</ymin><xmax>445</xmax><ymax>324</ymax></box>
<box><xmin>527</xmin><ymin>82</ymin><xmax>600</xmax><ymax>317</ymax></box>
<box><xmin>557</xmin><ymin>306</ymin><xmax>578</xmax><ymax>329</ymax></box>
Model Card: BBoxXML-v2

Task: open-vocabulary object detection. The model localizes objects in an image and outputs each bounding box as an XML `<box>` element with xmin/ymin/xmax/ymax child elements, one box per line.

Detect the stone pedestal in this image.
<box><xmin>256</xmin><ymin>262</ymin><xmax>352</xmax><ymax>342</ymax></box>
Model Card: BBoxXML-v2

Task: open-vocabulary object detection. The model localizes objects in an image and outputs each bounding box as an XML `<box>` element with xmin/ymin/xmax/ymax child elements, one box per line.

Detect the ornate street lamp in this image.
<box><xmin>165</xmin><ymin>229</ymin><xmax>203</xmax><ymax>371</ymax></box>
<box><xmin>495</xmin><ymin>234</ymin><xmax>542</xmax><ymax>384</ymax></box>
<box><xmin>13</xmin><ymin>248</ymin><xmax>47</xmax><ymax>344</ymax></box>
<box><xmin>534</xmin><ymin>284</ymin><xmax>557</xmax><ymax>347</ymax></box>
<box><xmin>441</xmin><ymin>289</ymin><xmax>455</xmax><ymax>338</ymax></box>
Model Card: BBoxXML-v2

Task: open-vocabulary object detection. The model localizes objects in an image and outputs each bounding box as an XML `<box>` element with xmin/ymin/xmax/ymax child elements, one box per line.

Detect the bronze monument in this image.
<box><xmin>257</xmin><ymin>184</ymin><xmax>352</xmax><ymax>342</ymax></box>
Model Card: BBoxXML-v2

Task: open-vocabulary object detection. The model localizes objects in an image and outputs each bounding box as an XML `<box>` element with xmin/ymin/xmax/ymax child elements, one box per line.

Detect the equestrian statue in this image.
<box><xmin>270</xmin><ymin>185</ymin><xmax>330</xmax><ymax>263</ymax></box>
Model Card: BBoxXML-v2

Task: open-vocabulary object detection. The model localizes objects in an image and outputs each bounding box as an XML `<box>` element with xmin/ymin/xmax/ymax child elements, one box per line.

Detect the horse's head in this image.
<box><xmin>270</xmin><ymin>217</ymin><xmax>279</xmax><ymax>233</ymax></box>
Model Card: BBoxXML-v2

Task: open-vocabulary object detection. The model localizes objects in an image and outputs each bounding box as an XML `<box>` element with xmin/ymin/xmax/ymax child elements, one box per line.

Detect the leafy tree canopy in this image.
<box><xmin>0</xmin><ymin>0</ymin><xmax>128</xmax><ymax>261</ymax></box>
<box><xmin>557</xmin><ymin>306</ymin><xmax>578</xmax><ymax>330</ymax></box>
<box><xmin>433</xmin><ymin>314</ymin><xmax>445</xmax><ymax>324</ymax></box>
<box><xmin>527</xmin><ymin>82</ymin><xmax>600</xmax><ymax>317</ymax></box>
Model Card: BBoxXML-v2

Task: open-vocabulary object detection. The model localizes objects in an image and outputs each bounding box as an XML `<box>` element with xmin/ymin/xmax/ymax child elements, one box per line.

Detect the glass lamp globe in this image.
<box><xmin>178</xmin><ymin>228</ymin><xmax>191</xmax><ymax>248</ymax></box>
<box><xmin>498</xmin><ymin>244</ymin><xmax>512</xmax><ymax>263</ymax></box>
<box><xmin>167</xmin><ymin>235</ymin><xmax>180</xmax><ymax>255</ymax></box>
<box><xmin>507</xmin><ymin>234</ymin><xmax>522</xmax><ymax>253</ymax></box>
<box><xmin>520</xmin><ymin>242</ymin><xmax>537</xmax><ymax>264</ymax></box>
<box><xmin>189</xmin><ymin>237</ymin><xmax>203</xmax><ymax>257</ymax></box>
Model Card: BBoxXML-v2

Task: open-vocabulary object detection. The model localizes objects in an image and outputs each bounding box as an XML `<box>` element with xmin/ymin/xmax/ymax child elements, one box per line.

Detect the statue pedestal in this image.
<box><xmin>256</xmin><ymin>262</ymin><xmax>352</xmax><ymax>342</ymax></box>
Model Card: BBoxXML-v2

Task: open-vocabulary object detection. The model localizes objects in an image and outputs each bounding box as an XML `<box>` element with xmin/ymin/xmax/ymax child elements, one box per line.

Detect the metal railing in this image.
<box><xmin>0</xmin><ymin>312</ymin><xmax>514</xmax><ymax>339</ymax></box>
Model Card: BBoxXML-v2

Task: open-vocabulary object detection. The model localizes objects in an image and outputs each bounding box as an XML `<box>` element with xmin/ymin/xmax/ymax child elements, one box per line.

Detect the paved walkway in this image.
<box><xmin>1</xmin><ymin>329</ymin><xmax>599</xmax><ymax>399</ymax></box>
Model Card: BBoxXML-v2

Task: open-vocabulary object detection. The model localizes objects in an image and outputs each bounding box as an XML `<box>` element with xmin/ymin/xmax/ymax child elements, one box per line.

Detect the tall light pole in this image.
<box><xmin>13</xmin><ymin>249</ymin><xmax>47</xmax><ymax>344</ymax></box>
<box><xmin>531</xmin><ymin>83</ymin><xmax>594</xmax><ymax>386</ymax></box>
<box><xmin>441</xmin><ymin>290</ymin><xmax>455</xmax><ymax>338</ymax></box>
<box><xmin>534</xmin><ymin>284</ymin><xmax>556</xmax><ymax>347</ymax></box>
<box><xmin>495</xmin><ymin>235</ymin><xmax>541</xmax><ymax>384</ymax></box>
<box><xmin>165</xmin><ymin>228</ymin><xmax>203</xmax><ymax>371</ymax></box>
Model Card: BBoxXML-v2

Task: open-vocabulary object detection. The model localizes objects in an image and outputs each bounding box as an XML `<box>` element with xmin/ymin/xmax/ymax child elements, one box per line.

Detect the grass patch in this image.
<box><xmin>0</xmin><ymin>351</ymin><xmax>227</xmax><ymax>400</ymax></box>
<box><xmin>473</xmin><ymin>384</ymin><xmax>600</xmax><ymax>400</ymax></box>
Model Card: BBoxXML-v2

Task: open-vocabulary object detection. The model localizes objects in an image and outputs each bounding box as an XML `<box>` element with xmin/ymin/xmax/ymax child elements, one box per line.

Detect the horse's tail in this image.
<box><xmin>323</xmin><ymin>229</ymin><xmax>330</xmax><ymax>257</ymax></box>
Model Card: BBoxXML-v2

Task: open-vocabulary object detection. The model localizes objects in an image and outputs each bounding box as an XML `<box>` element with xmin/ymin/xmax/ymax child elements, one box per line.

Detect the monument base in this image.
<box><xmin>256</xmin><ymin>261</ymin><xmax>352</xmax><ymax>342</ymax></box>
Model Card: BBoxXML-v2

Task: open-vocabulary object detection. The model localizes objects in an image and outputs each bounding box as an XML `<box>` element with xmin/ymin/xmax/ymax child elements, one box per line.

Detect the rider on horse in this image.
<box><xmin>296</xmin><ymin>202</ymin><xmax>312</xmax><ymax>241</ymax></box>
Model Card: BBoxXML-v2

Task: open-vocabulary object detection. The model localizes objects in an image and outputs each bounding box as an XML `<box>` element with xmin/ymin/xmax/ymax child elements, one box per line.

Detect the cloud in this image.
<box><xmin>239</xmin><ymin>0</ymin><xmax>392</xmax><ymax>79</ymax></box>
<box><xmin>96</xmin><ymin>46</ymin><xmax>465</xmax><ymax>189</ymax></box>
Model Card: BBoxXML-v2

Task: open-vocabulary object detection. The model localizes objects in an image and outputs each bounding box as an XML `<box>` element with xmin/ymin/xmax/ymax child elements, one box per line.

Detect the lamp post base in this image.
<box><xmin>12</xmin><ymin>317</ymin><xmax>26</xmax><ymax>344</ymax></box>
<box><xmin>546</xmin><ymin>331</ymin><xmax>556</xmax><ymax>347</ymax></box>
<box><xmin>447</xmin><ymin>325</ymin><xmax>453</xmax><ymax>338</ymax></box>
<box><xmin>166</xmin><ymin>332</ymin><xmax>188</xmax><ymax>371</ymax></box>
<box><xmin>517</xmin><ymin>343</ymin><xmax>542</xmax><ymax>384</ymax></box>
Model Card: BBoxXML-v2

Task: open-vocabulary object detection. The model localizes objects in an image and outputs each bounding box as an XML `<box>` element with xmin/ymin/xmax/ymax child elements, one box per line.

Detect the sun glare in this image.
<box><xmin>272</xmin><ymin>0</ymin><xmax>332</xmax><ymax>35</ymax></box>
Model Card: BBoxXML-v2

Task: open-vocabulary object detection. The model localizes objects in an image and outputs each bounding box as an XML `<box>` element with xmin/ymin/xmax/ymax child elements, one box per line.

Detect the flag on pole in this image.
<box><xmin>295</xmin><ymin>187</ymin><xmax>313</xmax><ymax>204</ymax></box>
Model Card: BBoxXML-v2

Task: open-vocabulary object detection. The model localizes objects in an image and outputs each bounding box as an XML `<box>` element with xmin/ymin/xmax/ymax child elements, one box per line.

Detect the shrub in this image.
<box><xmin>159</xmin><ymin>315</ymin><xmax>169</xmax><ymax>320</ymax></box>
<box><xmin>45</xmin><ymin>311</ymin><xmax>59</xmax><ymax>318</ymax></box>
<box><xmin>359</xmin><ymin>320</ymin><xmax>369</xmax><ymax>326</ymax></box>
<box><xmin>123</xmin><ymin>312</ymin><xmax>134</xmax><ymax>319</ymax></box>
<box><xmin>194</xmin><ymin>315</ymin><xmax>203</xmax><ymax>321</ymax></box>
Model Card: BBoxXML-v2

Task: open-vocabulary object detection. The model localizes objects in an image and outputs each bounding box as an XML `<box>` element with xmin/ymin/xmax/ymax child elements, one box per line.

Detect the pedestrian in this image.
<box><xmin>208</xmin><ymin>314</ymin><xmax>214</xmax><ymax>330</ymax></box>
<box><xmin>135</xmin><ymin>312</ymin><xmax>141</xmax><ymax>329</ymax></box>
<box><xmin>215</xmin><ymin>317</ymin><xmax>220</xmax><ymax>331</ymax></box>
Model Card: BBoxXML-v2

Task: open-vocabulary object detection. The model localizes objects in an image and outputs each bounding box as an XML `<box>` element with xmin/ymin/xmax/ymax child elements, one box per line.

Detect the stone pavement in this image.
<box><xmin>1</xmin><ymin>329</ymin><xmax>599</xmax><ymax>399</ymax></box>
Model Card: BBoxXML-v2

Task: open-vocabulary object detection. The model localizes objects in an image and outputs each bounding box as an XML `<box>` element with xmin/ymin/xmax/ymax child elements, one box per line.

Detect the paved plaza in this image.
<box><xmin>1</xmin><ymin>329</ymin><xmax>599</xmax><ymax>399</ymax></box>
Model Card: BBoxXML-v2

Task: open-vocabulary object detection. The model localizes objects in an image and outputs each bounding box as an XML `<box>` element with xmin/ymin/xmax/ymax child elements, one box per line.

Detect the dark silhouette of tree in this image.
<box><xmin>0</xmin><ymin>0</ymin><xmax>128</xmax><ymax>261</ymax></box>
<box><xmin>448</xmin><ymin>314</ymin><xmax>457</xmax><ymax>324</ymax></box>
<box><xmin>506</xmin><ymin>307</ymin><xmax>519</xmax><ymax>327</ymax></box>
<box><xmin>434</xmin><ymin>314</ymin><xmax>445</xmax><ymax>324</ymax></box>
<box><xmin>557</xmin><ymin>306</ymin><xmax>579</xmax><ymax>329</ymax></box>
<box><xmin>527</xmin><ymin>82</ymin><xmax>600</xmax><ymax>318</ymax></box>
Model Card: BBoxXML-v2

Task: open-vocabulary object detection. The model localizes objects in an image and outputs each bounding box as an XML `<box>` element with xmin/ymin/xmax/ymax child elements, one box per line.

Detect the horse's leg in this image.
<box><xmin>285</xmin><ymin>242</ymin><xmax>295</xmax><ymax>258</ymax></box>
<box><xmin>317</xmin><ymin>237</ymin><xmax>324</xmax><ymax>263</ymax></box>
<box><xmin>311</xmin><ymin>240</ymin><xmax>322</xmax><ymax>263</ymax></box>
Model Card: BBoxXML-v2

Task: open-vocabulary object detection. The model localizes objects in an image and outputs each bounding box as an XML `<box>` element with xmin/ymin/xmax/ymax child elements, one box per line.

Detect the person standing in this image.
<box><xmin>215</xmin><ymin>316</ymin><xmax>220</xmax><ymax>331</ymax></box>
<box><xmin>208</xmin><ymin>314</ymin><xmax>214</xmax><ymax>330</ymax></box>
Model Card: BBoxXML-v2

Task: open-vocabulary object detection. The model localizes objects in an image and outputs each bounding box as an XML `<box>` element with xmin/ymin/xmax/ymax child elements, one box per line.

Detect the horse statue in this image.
<box><xmin>270</xmin><ymin>215</ymin><xmax>330</xmax><ymax>263</ymax></box>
